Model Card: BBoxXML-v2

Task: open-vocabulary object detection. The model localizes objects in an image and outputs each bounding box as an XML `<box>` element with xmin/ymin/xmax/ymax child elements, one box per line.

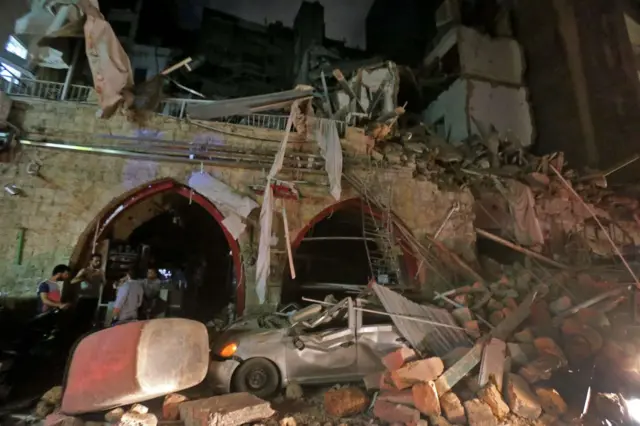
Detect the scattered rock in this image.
<box><xmin>593</xmin><ymin>393</ymin><xmax>630</xmax><ymax>425</ymax></box>
<box><xmin>382</xmin><ymin>347</ymin><xmax>417</xmax><ymax>371</ymax></box>
<box><xmin>464</xmin><ymin>398</ymin><xmax>497</xmax><ymax>426</ymax></box>
<box><xmin>280</xmin><ymin>417</ymin><xmax>297</xmax><ymax>426</ymax></box>
<box><xmin>533</xmin><ymin>337</ymin><xmax>568</xmax><ymax>366</ymax></box>
<box><xmin>42</xmin><ymin>386</ymin><xmax>63</xmax><ymax>406</ymax></box>
<box><xmin>130</xmin><ymin>404</ymin><xmax>149</xmax><ymax>414</ymax></box>
<box><xmin>119</xmin><ymin>411</ymin><xmax>158</xmax><ymax>426</ymax></box>
<box><xmin>412</xmin><ymin>381</ymin><xmax>440</xmax><ymax>416</ymax></box>
<box><xmin>439</xmin><ymin>392</ymin><xmax>466</xmax><ymax>424</ymax></box>
<box><xmin>507</xmin><ymin>343</ymin><xmax>536</xmax><ymax>367</ymax></box>
<box><xmin>452</xmin><ymin>307</ymin><xmax>474</xmax><ymax>325</ymax></box>
<box><xmin>324</xmin><ymin>387</ymin><xmax>368</xmax><ymax>417</ymax></box>
<box><xmin>428</xmin><ymin>415</ymin><xmax>453</xmax><ymax>426</ymax></box>
<box><xmin>534</xmin><ymin>387</ymin><xmax>567</xmax><ymax>417</ymax></box>
<box><xmin>286</xmin><ymin>383</ymin><xmax>304</xmax><ymax>400</ymax></box>
<box><xmin>549</xmin><ymin>296</ymin><xmax>572</xmax><ymax>315</ymax></box>
<box><xmin>179</xmin><ymin>393</ymin><xmax>275</xmax><ymax>426</ymax></box>
<box><xmin>163</xmin><ymin>393</ymin><xmax>188</xmax><ymax>420</ymax></box>
<box><xmin>390</xmin><ymin>357</ymin><xmax>444</xmax><ymax>389</ymax></box>
<box><xmin>489</xmin><ymin>311</ymin><xmax>505</xmax><ymax>326</ymax></box>
<box><xmin>464</xmin><ymin>320</ymin><xmax>481</xmax><ymax>339</ymax></box>
<box><xmin>35</xmin><ymin>400</ymin><xmax>55</xmax><ymax>419</ymax></box>
<box><xmin>478</xmin><ymin>383</ymin><xmax>510</xmax><ymax>419</ymax></box>
<box><xmin>105</xmin><ymin>407</ymin><xmax>125</xmax><ymax>423</ymax></box>
<box><xmin>518</xmin><ymin>355</ymin><xmax>564</xmax><ymax>384</ymax></box>
<box><xmin>373</xmin><ymin>400</ymin><xmax>420</xmax><ymax>425</ymax></box>
<box><xmin>505</xmin><ymin>374</ymin><xmax>542</xmax><ymax>420</ymax></box>
<box><xmin>513</xmin><ymin>329</ymin><xmax>535</xmax><ymax>343</ymax></box>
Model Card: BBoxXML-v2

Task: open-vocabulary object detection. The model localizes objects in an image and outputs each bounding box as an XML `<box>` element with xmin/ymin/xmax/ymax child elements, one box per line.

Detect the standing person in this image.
<box><xmin>112</xmin><ymin>268</ymin><xmax>144</xmax><ymax>326</ymax></box>
<box><xmin>141</xmin><ymin>268</ymin><xmax>169</xmax><ymax>318</ymax></box>
<box><xmin>37</xmin><ymin>265</ymin><xmax>71</xmax><ymax>314</ymax></box>
<box><xmin>70</xmin><ymin>254</ymin><xmax>105</xmax><ymax>330</ymax></box>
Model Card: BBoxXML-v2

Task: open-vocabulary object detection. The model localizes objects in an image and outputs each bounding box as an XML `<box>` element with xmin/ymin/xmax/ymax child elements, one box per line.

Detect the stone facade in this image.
<box><xmin>0</xmin><ymin>98</ymin><xmax>476</xmax><ymax>312</ymax></box>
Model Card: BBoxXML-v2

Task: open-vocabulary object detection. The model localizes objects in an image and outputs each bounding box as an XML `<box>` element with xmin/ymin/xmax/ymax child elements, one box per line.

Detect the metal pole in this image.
<box><xmin>61</xmin><ymin>40</ymin><xmax>82</xmax><ymax>101</ymax></box>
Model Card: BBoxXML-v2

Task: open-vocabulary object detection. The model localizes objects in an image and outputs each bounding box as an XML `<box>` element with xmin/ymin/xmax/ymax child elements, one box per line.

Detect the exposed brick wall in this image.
<box><xmin>0</xmin><ymin>99</ymin><xmax>476</xmax><ymax>309</ymax></box>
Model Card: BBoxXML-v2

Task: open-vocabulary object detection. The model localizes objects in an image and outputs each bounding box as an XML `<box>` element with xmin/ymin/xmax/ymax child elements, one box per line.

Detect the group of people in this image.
<box><xmin>37</xmin><ymin>254</ymin><xmax>169</xmax><ymax>330</ymax></box>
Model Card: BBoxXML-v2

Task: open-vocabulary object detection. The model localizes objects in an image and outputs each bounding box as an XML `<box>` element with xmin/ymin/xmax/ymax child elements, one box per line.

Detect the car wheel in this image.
<box><xmin>231</xmin><ymin>358</ymin><xmax>280</xmax><ymax>398</ymax></box>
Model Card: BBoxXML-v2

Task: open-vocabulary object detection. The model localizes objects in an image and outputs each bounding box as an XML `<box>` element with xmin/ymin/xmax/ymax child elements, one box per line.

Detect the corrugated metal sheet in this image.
<box><xmin>372</xmin><ymin>283</ymin><xmax>472</xmax><ymax>357</ymax></box>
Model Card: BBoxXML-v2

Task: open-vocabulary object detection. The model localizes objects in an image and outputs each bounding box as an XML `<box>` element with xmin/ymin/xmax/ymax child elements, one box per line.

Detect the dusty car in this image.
<box><xmin>207</xmin><ymin>297</ymin><xmax>407</xmax><ymax>397</ymax></box>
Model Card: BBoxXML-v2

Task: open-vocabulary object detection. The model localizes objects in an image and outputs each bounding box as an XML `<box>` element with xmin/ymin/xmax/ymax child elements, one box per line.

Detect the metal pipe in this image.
<box><xmin>20</xmin><ymin>139</ymin><xmax>326</xmax><ymax>174</ymax></box>
<box><xmin>15</xmin><ymin>228</ymin><xmax>24</xmax><ymax>265</ymax></box>
<box><xmin>61</xmin><ymin>40</ymin><xmax>82</xmax><ymax>101</ymax></box>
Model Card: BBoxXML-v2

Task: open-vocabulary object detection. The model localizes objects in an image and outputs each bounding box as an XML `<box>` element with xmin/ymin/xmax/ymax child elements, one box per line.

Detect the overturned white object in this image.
<box><xmin>187</xmin><ymin>172</ymin><xmax>259</xmax><ymax>240</ymax></box>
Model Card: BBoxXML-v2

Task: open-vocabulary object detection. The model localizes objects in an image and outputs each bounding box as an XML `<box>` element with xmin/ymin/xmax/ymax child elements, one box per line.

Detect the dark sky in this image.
<box><xmin>206</xmin><ymin>0</ymin><xmax>375</xmax><ymax>48</ymax></box>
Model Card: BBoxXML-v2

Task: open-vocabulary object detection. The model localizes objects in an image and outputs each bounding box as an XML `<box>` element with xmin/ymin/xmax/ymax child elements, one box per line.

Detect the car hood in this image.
<box><xmin>211</xmin><ymin>319</ymin><xmax>288</xmax><ymax>355</ymax></box>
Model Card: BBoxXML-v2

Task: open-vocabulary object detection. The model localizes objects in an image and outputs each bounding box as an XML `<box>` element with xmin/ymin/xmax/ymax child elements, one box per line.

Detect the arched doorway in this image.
<box><xmin>70</xmin><ymin>178</ymin><xmax>245</xmax><ymax>318</ymax></box>
<box><xmin>281</xmin><ymin>198</ymin><xmax>418</xmax><ymax>303</ymax></box>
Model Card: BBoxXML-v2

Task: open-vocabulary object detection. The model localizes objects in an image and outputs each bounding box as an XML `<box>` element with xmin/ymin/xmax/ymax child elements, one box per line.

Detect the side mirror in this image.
<box><xmin>61</xmin><ymin>319</ymin><xmax>209</xmax><ymax>414</ymax></box>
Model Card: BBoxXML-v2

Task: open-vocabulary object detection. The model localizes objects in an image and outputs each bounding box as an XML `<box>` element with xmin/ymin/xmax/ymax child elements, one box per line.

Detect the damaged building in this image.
<box><xmin>5</xmin><ymin>0</ymin><xmax>640</xmax><ymax>424</ymax></box>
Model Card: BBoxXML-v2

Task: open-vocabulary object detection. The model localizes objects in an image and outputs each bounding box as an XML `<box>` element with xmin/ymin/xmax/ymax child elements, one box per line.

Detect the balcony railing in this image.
<box><xmin>2</xmin><ymin>78</ymin><xmax>347</xmax><ymax>135</ymax></box>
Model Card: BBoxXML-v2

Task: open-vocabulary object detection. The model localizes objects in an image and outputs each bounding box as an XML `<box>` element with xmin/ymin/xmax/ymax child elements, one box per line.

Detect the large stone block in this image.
<box><xmin>178</xmin><ymin>393</ymin><xmax>275</xmax><ymax>426</ymax></box>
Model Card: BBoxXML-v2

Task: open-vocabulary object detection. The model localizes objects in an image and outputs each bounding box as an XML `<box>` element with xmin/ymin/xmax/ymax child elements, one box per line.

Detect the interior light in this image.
<box><xmin>219</xmin><ymin>342</ymin><xmax>237</xmax><ymax>358</ymax></box>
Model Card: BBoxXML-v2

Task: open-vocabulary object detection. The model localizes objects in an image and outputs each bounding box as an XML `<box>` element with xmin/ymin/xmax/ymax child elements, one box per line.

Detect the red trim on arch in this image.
<box><xmin>291</xmin><ymin>198</ymin><xmax>419</xmax><ymax>287</ymax></box>
<box><xmin>99</xmin><ymin>178</ymin><xmax>245</xmax><ymax>315</ymax></box>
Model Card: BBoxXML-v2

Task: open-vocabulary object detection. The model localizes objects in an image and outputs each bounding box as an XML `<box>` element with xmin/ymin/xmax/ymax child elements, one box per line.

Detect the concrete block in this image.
<box><xmin>373</xmin><ymin>400</ymin><xmax>421</xmax><ymax>426</ymax></box>
<box><xmin>534</xmin><ymin>387</ymin><xmax>567</xmax><ymax>417</ymax></box>
<box><xmin>478</xmin><ymin>383</ymin><xmax>510</xmax><ymax>419</ymax></box>
<box><xmin>440</xmin><ymin>392</ymin><xmax>466</xmax><ymax>424</ymax></box>
<box><xmin>44</xmin><ymin>413</ymin><xmax>84</xmax><ymax>426</ymax></box>
<box><xmin>382</xmin><ymin>347</ymin><xmax>417</xmax><ymax>371</ymax></box>
<box><xmin>391</xmin><ymin>357</ymin><xmax>444</xmax><ymax>389</ymax></box>
<box><xmin>464</xmin><ymin>398</ymin><xmax>497</xmax><ymax>426</ymax></box>
<box><xmin>478</xmin><ymin>338</ymin><xmax>506</xmax><ymax>391</ymax></box>
<box><xmin>324</xmin><ymin>387</ymin><xmax>368</xmax><ymax>417</ymax></box>
<box><xmin>163</xmin><ymin>393</ymin><xmax>188</xmax><ymax>420</ymax></box>
<box><xmin>504</xmin><ymin>374</ymin><xmax>542</xmax><ymax>420</ymax></box>
<box><xmin>178</xmin><ymin>392</ymin><xmax>275</xmax><ymax>426</ymax></box>
<box><xmin>378</xmin><ymin>389</ymin><xmax>415</xmax><ymax>406</ymax></box>
<box><xmin>412</xmin><ymin>381</ymin><xmax>441</xmax><ymax>416</ymax></box>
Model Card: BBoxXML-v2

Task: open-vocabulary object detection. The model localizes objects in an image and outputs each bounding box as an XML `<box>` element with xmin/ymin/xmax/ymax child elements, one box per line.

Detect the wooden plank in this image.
<box><xmin>435</xmin><ymin>342</ymin><xmax>484</xmax><ymax>396</ymax></box>
<box><xmin>478</xmin><ymin>338</ymin><xmax>506</xmax><ymax>391</ymax></box>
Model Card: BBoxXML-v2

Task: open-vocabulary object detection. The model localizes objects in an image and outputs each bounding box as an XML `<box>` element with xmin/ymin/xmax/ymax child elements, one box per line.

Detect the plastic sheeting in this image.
<box><xmin>187</xmin><ymin>172</ymin><xmax>259</xmax><ymax>240</ymax></box>
<box><xmin>314</xmin><ymin>118</ymin><xmax>342</xmax><ymax>201</ymax></box>
<box><xmin>255</xmin><ymin>106</ymin><xmax>296</xmax><ymax>304</ymax></box>
<box><xmin>79</xmin><ymin>0</ymin><xmax>133</xmax><ymax>118</ymax></box>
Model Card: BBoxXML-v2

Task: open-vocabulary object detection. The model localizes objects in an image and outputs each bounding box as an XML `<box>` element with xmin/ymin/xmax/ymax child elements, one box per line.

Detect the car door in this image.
<box><xmin>284</xmin><ymin>298</ymin><xmax>359</xmax><ymax>383</ymax></box>
<box><xmin>355</xmin><ymin>299</ymin><xmax>407</xmax><ymax>375</ymax></box>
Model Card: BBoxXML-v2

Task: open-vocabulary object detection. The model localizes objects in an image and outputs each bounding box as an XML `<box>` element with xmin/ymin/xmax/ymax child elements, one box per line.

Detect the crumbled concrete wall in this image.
<box><xmin>424</xmin><ymin>78</ymin><xmax>534</xmax><ymax>147</ymax></box>
<box><xmin>458</xmin><ymin>27</ymin><xmax>525</xmax><ymax>85</ymax></box>
<box><xmin>0</xmin><ymin>98</ymin><xmax>477</xmax><ymax>310</ymax></box>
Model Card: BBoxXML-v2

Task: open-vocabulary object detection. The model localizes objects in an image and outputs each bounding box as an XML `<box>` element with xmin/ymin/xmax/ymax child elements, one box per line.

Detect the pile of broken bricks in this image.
<box><xmin>362</xmin><ymin>267</ymin><xmax>640</xmax><ymax>425</ymax></box>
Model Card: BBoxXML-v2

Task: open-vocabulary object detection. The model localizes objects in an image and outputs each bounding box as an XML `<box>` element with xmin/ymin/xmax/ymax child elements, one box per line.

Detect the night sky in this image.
<box><xmin>203</xmin><ymin>0</ymin><xmax>375</xmax><ymax>48</ymax></box>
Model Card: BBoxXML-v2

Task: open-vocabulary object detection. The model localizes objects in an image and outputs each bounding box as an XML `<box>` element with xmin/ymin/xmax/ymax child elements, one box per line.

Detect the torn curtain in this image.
<box><xmin>255</xmin><ymin>106</ymin><xmax>296</xmax><ymax>304</ymax></box>
<box><xmin>314</xmin><ymin>118</ymin><xmax>343</xmax><ymax>201</ymax></box>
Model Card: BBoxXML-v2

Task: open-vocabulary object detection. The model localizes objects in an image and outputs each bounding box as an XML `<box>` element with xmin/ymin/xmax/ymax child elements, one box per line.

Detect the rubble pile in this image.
<box><xmin>360</xmin><ymin>267</ymin><xmax>640</xmax><ymax>425</ymax></box>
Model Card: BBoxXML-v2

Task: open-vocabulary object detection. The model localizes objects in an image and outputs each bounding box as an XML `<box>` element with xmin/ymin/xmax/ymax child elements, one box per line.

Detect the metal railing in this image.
<box><xmin>1</xmin><ymin>78</ymin><xmax>93</xmax><ymax>102</ymax></box>
<box><xmin>2</xmin><ymin>78</ymin><xmax>347</xmax><ymax>136</ymax></box>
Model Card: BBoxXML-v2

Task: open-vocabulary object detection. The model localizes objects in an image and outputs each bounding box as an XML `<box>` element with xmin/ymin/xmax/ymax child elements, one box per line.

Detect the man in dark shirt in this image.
<box><xmin>70</xmin><ymin>254</ymin><xmax>105</xmax><ymax>331</ymax></box>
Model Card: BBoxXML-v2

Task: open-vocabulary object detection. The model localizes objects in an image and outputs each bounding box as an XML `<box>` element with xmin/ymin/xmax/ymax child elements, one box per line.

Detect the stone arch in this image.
<box><xmin>289</xmin><ymin>197</ymin><xmax>419</xmax><ymax>286</ymax></box>
<box><xmin>69</xmin><ymin>177</ymin><xmax>248</xmax><ymax>314</ymax></box>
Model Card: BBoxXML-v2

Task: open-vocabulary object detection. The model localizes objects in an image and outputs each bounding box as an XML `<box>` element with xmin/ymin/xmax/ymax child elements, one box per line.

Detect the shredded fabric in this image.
<box><xmin>255</xmin><ymin>105</ymin><xmax>296</xmax><ymax>304</ymax></box>
<box><xmin>314</xmin><ymin>118</ymin><xmax>343</xmax><ymax>201</ymax></box>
